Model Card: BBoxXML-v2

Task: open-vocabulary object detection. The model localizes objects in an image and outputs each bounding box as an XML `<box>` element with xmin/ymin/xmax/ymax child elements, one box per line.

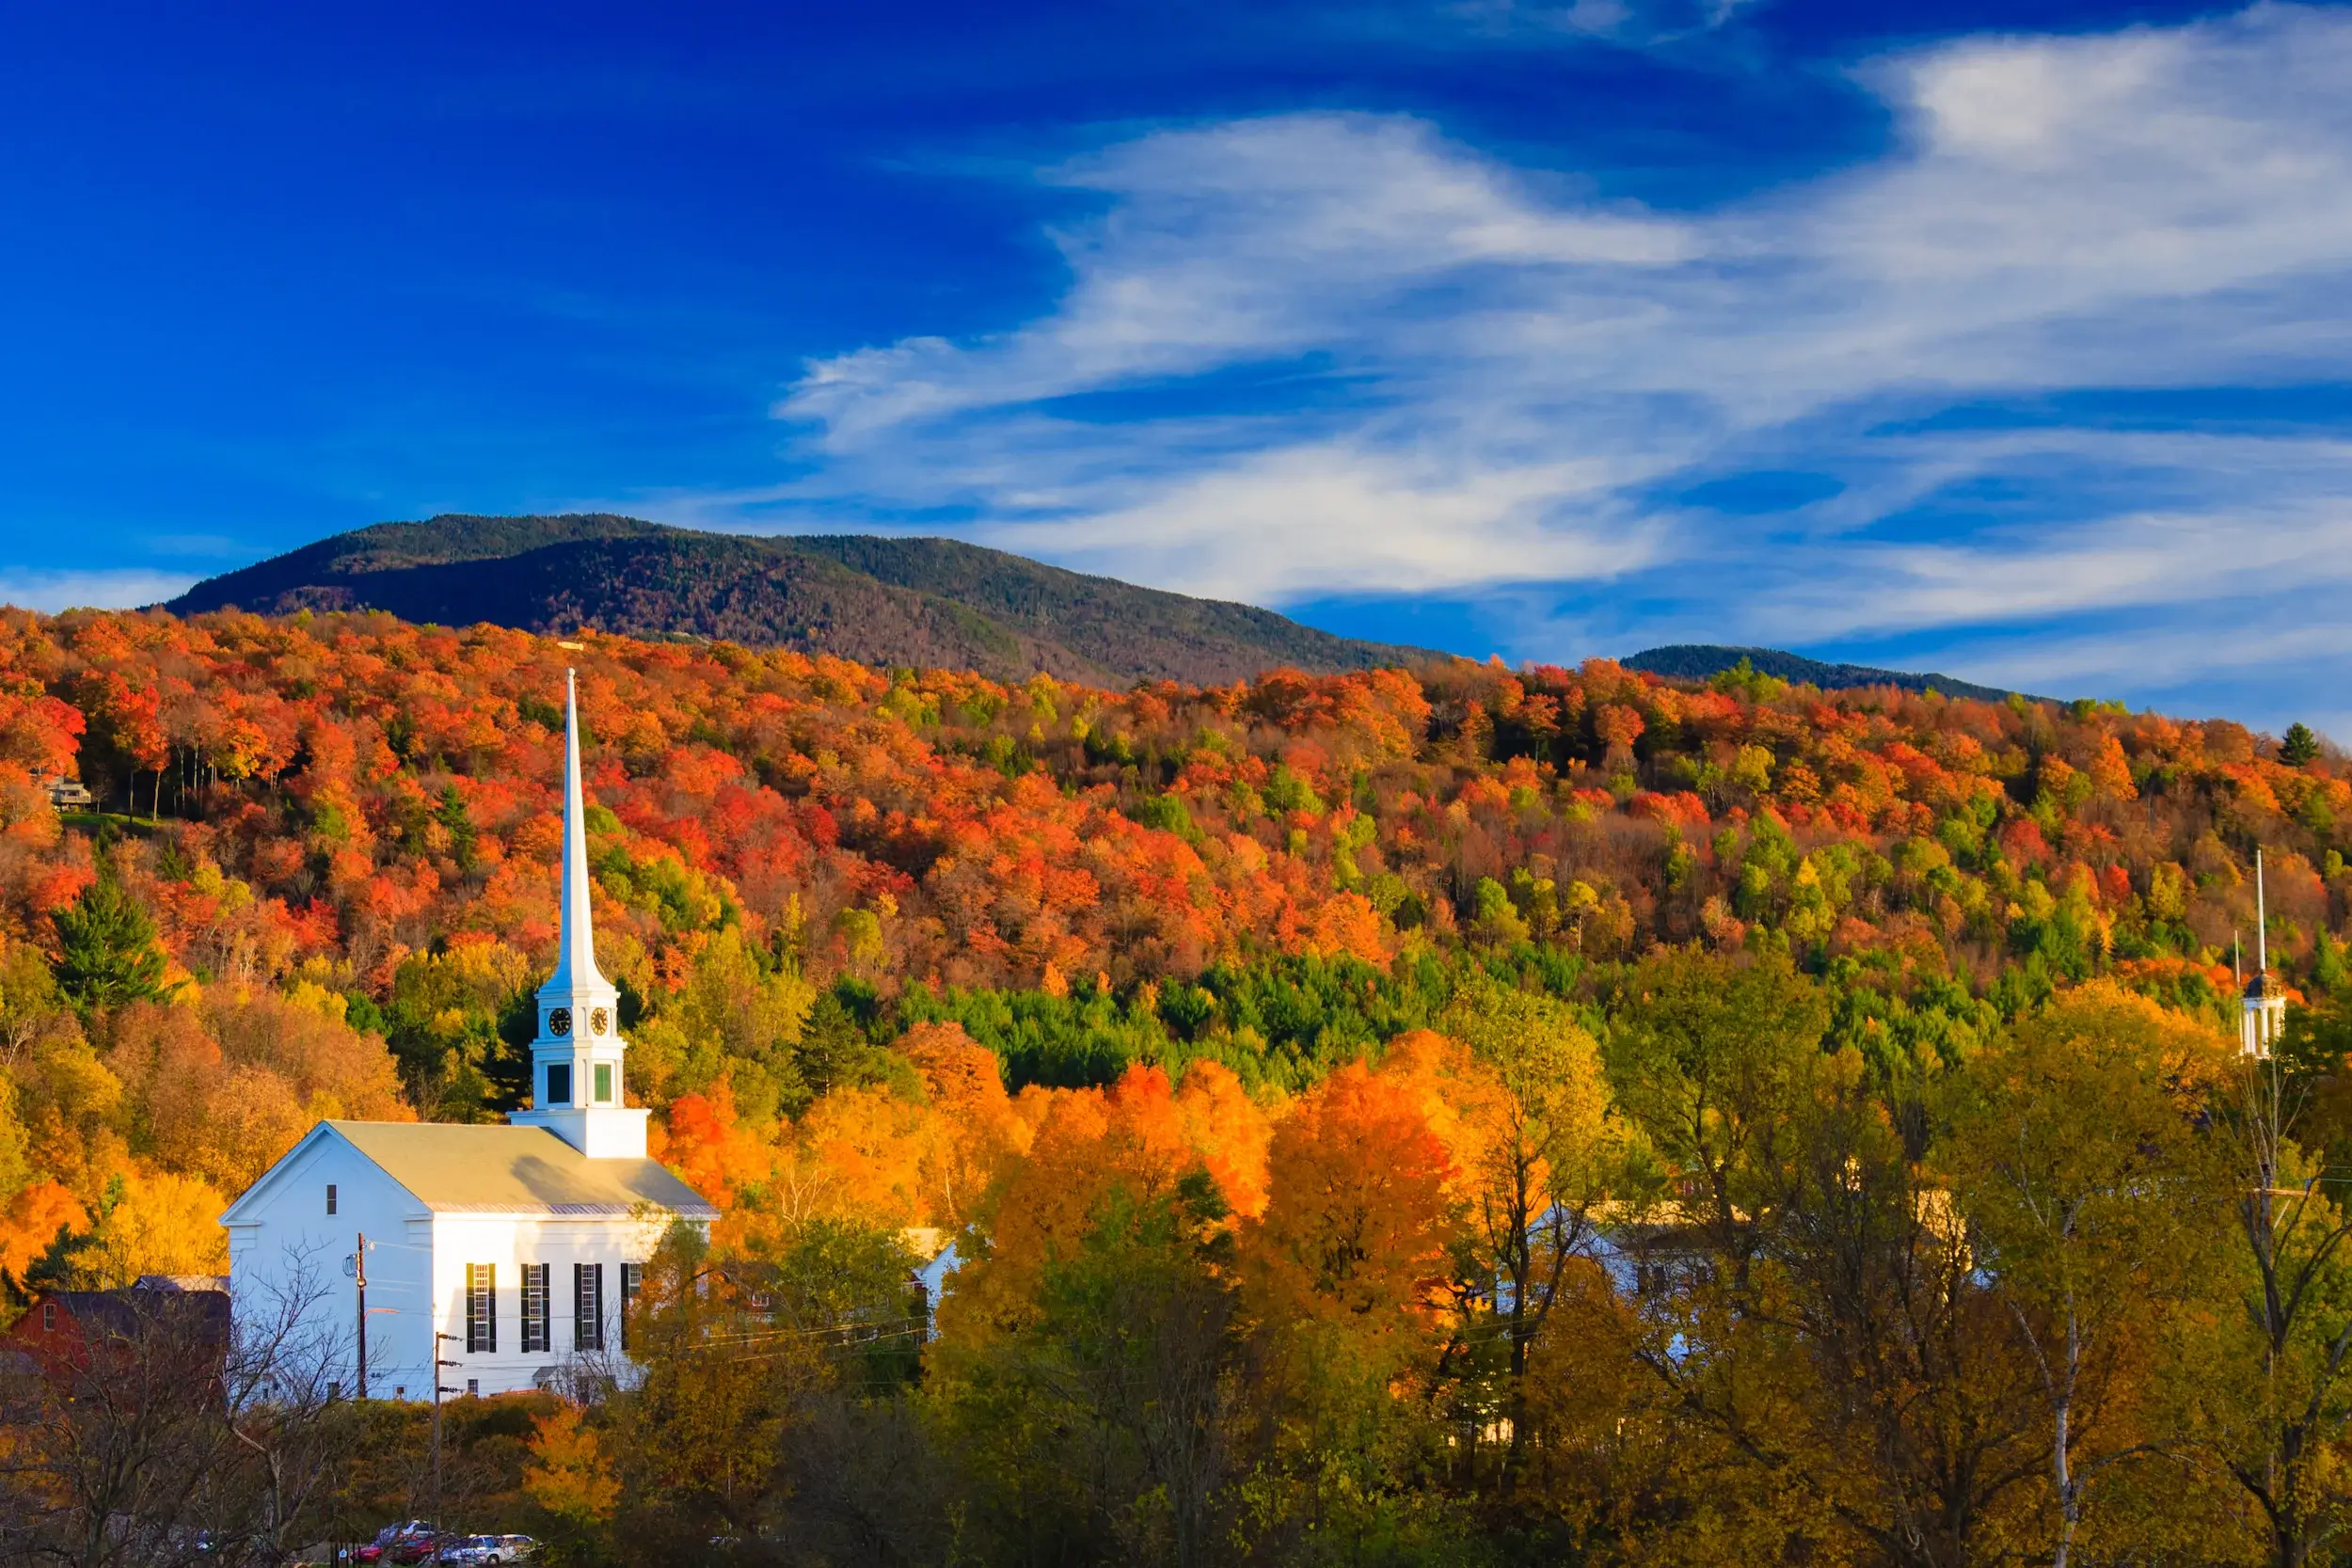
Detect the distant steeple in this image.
<box><xmin>511</xmin><ymin>670</ymin><xmax>647</xmax><ymax>1158</ymax></box>
<box><xmin>2243</xmin><ymin>847</ymin><xmax>2287</xmax><ymax>1058</ymax></box>
<box><xmin>2249</xmin><ymin>846</ymin><xmax>2267</xmax><ymax>982</ymax></box>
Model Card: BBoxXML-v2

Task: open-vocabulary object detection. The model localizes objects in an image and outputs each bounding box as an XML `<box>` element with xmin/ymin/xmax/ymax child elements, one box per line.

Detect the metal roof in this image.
<box><xmin>324</xmin><ymin>1120</ymin><xmax>717</xmax><ymax>1218</ymax></box>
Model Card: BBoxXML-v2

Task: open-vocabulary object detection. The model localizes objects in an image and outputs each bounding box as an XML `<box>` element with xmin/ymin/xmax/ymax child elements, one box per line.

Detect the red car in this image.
<box><xmin>350</xmin><ymin>1523</ymin><xmax>435</xmax><ymax>1565</ymax></box>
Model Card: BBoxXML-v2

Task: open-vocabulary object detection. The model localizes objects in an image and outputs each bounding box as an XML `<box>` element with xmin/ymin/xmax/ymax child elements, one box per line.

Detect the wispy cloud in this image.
<box><xmin>0</xmin><ymin>568</ymin><xmax>199</xmax><ymax>613</ymax></box>
<box><xmin>1364</xmin><ymin>0</ymin><xmax>1763</xmax><ymax>50</ymax></box>
<box><xmin>140</xmin><ymin>532</ymin><xmax>251</xmax><ymax>559</ymax></box>
<box><xmin>725</xmin><ymin>5</ymin><xmax>2352</xmax><ymax>718</ymax></box>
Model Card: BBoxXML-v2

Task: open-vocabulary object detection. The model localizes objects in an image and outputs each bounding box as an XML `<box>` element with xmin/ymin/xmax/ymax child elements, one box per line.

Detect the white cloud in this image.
<box><xmin>980</xmin><ymin>442</ymin><xmax>1665</xmax><ymax>603</ymax></box>
<box><xmin>1434</xmin><ymin>0</ymin><xmax>1760</xmax><ymax>47</ymax></box>
<box><xmin>778</xmin><ymin>114</ymin><xmax>1690</xmax><ymax>446</ymax></box>
<box><xmin>738</xmin><ymin>5</ymin><xmax>2352</xmax><ymax>713</ymax></box>
<box><xmin>0</xmin><ymin>569</ymin><xmax>199</xmax><ymax>613</ymax></box>
<box><xmin>1729</xmin><ymin>432</ymin><xmax>2352</xmax><ymax>637</ymax></box>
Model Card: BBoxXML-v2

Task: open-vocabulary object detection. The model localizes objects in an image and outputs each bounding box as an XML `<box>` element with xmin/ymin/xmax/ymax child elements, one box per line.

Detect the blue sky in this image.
<box><xmin>5</xmin><ymin>1</ymin><xmax>2349</xmax><ymax>732</ymax></box>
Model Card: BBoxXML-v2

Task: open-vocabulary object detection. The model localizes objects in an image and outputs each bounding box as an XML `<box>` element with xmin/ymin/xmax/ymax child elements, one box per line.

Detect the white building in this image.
<box><xmin>221</xmin><ymin>672</ymin><xmax>715</xmax><ymax>1398</ymax></box>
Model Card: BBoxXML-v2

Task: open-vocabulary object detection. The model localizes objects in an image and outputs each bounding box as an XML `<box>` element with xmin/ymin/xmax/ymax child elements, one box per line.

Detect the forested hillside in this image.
<box><xmin>164</xmin><ymin>515</ymin><xmax>1435</xmax><ymax>687</ymax></box>
<box><xmin>1623</xmin><ymin>642</ymin><xmax>2032</xmax><ymax>705</ymax></box>
<box><xmin>4</xmin><ymin>606</ymin><xmax>2351</xmax><ymax>1562</ymax></box>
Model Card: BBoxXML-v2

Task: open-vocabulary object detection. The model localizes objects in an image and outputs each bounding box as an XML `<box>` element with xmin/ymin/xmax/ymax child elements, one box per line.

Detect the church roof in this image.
<box><xmin>324</xmin><ymin>1121</ymin><xmax>716</xmax><ymax>1218</ymax></box>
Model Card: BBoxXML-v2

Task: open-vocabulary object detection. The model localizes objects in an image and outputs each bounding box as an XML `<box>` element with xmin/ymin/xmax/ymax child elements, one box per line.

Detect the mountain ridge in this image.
<box><xmin>165</xmin><ymin>515</ymin><xmax>1440</xmax><ymax>688</ymax></box>
<box><xmin>1623</xmin><ymin>643</ymin><xmax>2042</xmax><ymax>705</ymax></box>
<box><xmin>161</xmin><ymin>515</ymin><xmax>2063</xmax><ymax>702</ymax></box>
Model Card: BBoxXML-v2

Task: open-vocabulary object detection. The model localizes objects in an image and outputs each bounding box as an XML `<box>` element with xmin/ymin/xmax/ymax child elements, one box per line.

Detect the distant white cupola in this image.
<box><xmin>510</xmin><ymin>670</ymin><xmax>648</xmax><ymax>1158</ymax></box>
<box><xmin>2243</xmin><ymin>847</ymin><xmax>2287</xmax><ymax>1059</ymax></box>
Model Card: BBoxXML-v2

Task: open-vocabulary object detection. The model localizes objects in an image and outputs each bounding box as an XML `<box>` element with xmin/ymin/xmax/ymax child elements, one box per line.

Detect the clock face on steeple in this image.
<box><xmin>548</xmin><ymin>1007</ymin><xmax>572</xmax><ymax>1037</ymax></box>
<box><xmin>590</xmin><ymin>1006</ymin><xmax>611</xmax><ymax>1037</ymax></box>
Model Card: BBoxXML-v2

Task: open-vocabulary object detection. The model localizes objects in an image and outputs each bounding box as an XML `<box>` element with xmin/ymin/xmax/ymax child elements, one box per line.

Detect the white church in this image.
<box><xmin>221</xmin><ymin>673</ymin><xmax>715</xmax><ymax>1399</ymax></box>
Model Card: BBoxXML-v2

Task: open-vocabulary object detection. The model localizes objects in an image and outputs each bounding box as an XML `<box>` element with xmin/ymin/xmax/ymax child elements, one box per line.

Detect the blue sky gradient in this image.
<box><xmin>4</xmin><ymin>1</ymin><xmax>2347</xmax><ymax>731</ymax></box>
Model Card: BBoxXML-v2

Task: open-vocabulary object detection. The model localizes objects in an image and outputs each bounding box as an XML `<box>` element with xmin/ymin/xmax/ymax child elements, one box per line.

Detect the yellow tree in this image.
<box><xmin>522</xmin><ymin>1402</ymin><xmax>619</xmax><ymax>1561</ymax></box>
<box><xmin>1246</xmin><ymin>1060</ymin><xmax>1462</xmax><ymax>1354</ymax></box>
<box><xmin>1939</xmin><ymin>983</ymin><xmax>2231</xmax><ymax>1566</ymax></box>
<box><xmin>929</xmin><ymin>1068</ymin><xmax>1237</xmax><ymax>1568</ymax></box>
<box><xmin>2195</xmin><ymin>1022</ymin><xmax>2352</xmax><ymax>1568</ymax></box>
<box><xmin>592</xmin><ymin>1224</ymin><xmax>819</xmax><ymax>1558</ymax></box>
<box><xmin>1243</xmin><ymin>1054</ymin><xmax>1467</xmax><ymax>1538</ymax></box>
<box><xmin>898</xmin><ymin>1020</ymin><xmax>1028</xmax><ymax>1228</ymax></box>
<box><xmin>1438</xmin><ymin>977</ymin><xmax>1613</xmax><ymax>1494</ymax></box>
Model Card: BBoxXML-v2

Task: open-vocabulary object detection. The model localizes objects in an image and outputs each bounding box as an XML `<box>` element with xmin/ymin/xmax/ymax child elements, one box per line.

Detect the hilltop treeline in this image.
<box><xmin>4</xmin><ymin>607</ymin><xmax>2352</xmax><ymax>1562</ymax></box>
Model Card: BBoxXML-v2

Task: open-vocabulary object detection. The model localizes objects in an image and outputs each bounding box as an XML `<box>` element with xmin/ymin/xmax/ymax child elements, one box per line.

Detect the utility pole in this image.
<box><xmin>434</xmin><ymin>1331</ymin><xmax>461</xmax><ymax>1548</ymax></box>
<box><xmin>355</xmin><ymin>1233</ymin><xmax>368</xmax><ymax>1402</ymax></box>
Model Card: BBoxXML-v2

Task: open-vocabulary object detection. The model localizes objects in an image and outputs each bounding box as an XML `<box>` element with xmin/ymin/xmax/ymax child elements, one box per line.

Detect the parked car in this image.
<box><xmin>499</xmin><ymin>1536</ymin><xmax>538</xmax><ymax>1561</ymax></box>
<box><xmin>431</xmin><ymin>1538</ymin><xmax>528</xmax><ymax>1566</ymax></box>
<box><xmin>389</xmin><ymin>1533</ymin><xmax>449</xmax><ymax>1566</ymax></box>
<box><xmin>353</xmin><ymin>1522</ymin><xmax>434</xmax><ymax>1565</ymax></box>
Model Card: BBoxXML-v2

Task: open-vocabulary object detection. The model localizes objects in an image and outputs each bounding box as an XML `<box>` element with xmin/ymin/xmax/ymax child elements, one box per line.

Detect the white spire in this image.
<box><xmin>514</xmin><ymin>669</ymin><xmax>645</xmax><ymax>1157</ymax></box>
<box><xmin>2257</xmin><ymin>847</ymin><xmax>2268</xmax><ymax>975</ymax></box>
<box><xmin>2242</xmin><ymin>846</ymin><xmax>2286</xmax><ymax>1058</ymax></box>
<box><xmin>547</xmin><ymin>669</ymin><xmax>610</xmax><ymax>995</ymax></box>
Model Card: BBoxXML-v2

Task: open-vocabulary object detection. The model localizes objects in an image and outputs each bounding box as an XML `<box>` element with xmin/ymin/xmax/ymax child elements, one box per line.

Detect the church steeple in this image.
<box><xmin>2243</xmin><ymin>847</ymin><xmax>2288</xmax><ymax>1058</ymax></box>
<box><xmin>510</xmin><ymin>670</ymin><xmax>648</xmax><ymax>1158</ymax></box>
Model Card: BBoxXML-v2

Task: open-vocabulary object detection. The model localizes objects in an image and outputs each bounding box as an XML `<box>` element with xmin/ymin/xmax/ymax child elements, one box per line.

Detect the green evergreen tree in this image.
<box><xmin>435</xmin><ymin>782</ymin><xmax>481</xmax><ymax>871</ymax></box>
<box><xmin>2314</xmin><ymin>927</ymin><xmax>2352</xmax><ymax>995</ymax></box>
<box><xmin>2282</xmin><ymin>721</ymin><xmax>2322</xmax><ymax>766</ymax></box>
<box><xmin>51</xmin><ymin>856</ymin><xmax>171</xmax><ymax>1012</ymax></box>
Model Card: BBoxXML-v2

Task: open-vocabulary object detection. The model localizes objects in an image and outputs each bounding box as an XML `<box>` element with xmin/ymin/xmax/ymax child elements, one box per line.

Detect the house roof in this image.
<box><xmin>321</xmin><ymin>1121</ymin><xmax>717</xmax><ymax>1218</ymax></box>
<box><xmin>12</xmin><ymin>1286</ymin><xmax>231</xmax><ymax>1345</ymax></box>
<box><xmin>135</xmin><ymin>1275</ymin><xmax>228</xmax><ymax>1292</ymax></box>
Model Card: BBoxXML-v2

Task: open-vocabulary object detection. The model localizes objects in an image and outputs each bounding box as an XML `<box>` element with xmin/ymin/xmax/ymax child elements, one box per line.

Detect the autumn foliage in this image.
<box><xmin>8</xmin><ymin>605</ymin><xmax>2352</xmax><ymax>1561</ymax></box>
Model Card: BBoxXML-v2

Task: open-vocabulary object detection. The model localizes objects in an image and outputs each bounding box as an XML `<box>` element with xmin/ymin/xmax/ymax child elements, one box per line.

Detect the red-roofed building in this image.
<box><xmin>1</xmin><ymin>1275</ymin><xmax>230</xmax><ymax>1387</ymax></box>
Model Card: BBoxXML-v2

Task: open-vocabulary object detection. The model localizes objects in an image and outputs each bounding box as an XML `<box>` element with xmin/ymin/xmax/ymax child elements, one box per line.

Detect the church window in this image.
<box><xmin>620</xmin><ymin>1262</ymin><xmax>642</xmax><ymax>1351</ymax></box>
<box><xmin>326</xmin><ymin>1183</ymin><xmax>337</xmax><ymax>1215</ymax></box>
<box><xmin>595</xmin><ymin>1063</ymin><xmax>613</xmax><ymax>1104</ymax></box>
<box><xmin>467</xmin><ymin>1379</ymin><xmax>479</xmax><ymax>1397</ymax></box>
<box><xmin>467</xmin><ymin>1264</ymin><xmax>497</xmax><ymax>1353</ymax></box>
<box><xmin>41</xmin><ymin>1302</ymin><xmax>56</xmax><ymax>1332</ymax></box>
<box><xmin>575</xmin><ymin>1262</ymin><xmax>604</xmax><ymax>1352</ymax></box>
<box><xmin>521</xmin><ymin>1264</ymin><xmax>550</xmax><ymax>1353</ymax></box>
<box><xmin>546</xmin><ymin>1064</ymin><xmax>571</xmax><ymax>1107</ymax></box>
